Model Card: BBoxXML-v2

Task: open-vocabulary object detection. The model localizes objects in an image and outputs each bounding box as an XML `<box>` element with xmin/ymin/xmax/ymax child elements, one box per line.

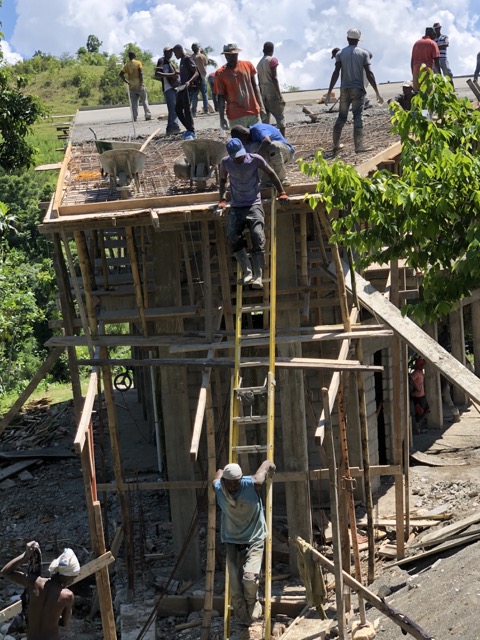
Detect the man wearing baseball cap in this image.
<box><xmin>154</xmin><ymin>45</ymin><xmax>181</xmax><ymax>134</ymax></box>
<box><xmin>388</xmin><ymin>81</ymin><xmax>416</xmax><ymax>112</ymax></box>
<box><xmin>213</xmin><ymin>460</ymin><xmax>276</xmax><ymax>639</ymax></box>
<box><xmin>325</xmin><ymin>28</ymin><xmax>384</xmax><ymax>153</ymax></box>
<box><xmin>214</xmin><ymin>43</ymin><xmax>264</xmax><ymax>131</ymax></box>
<box><xmin>217</xmin><ymin>138</ymin><xmax>288</xmax><ymax>289</ymax></box>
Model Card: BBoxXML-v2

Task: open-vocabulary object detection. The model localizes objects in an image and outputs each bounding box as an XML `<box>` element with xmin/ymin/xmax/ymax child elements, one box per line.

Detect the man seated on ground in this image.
<box><xmin>1</xmin><ymin>542</ymin><xmax>80</xmax><ymax>640</ymax></box>
<box><xmin>388</xmin><ymin>81</ymin><xmax>416</xmax><ymax>112</ymax></box>
<box><xmin>213</xmin><ymin>460</ymin><xmax>276</xmax><ymax>640</ymax></box>
<box><xmin>217</xmin><ymin>138</ymin><xmax>288</xmax><ymax>289</ymax></box>
<box><xmin>230</xmin><ymin>122</ymin><xmax>294</xmax><ymax>186</ymax></box>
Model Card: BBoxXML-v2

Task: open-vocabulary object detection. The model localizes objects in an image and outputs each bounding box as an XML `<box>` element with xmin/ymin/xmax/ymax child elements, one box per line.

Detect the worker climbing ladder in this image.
<box><xmin>224</xmin><ymin>195</ymin><xmax>277</xmax><ymax>640</ymax></box>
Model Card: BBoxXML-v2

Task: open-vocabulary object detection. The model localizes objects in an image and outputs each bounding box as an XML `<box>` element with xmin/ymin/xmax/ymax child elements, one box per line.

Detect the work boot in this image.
<box><xmin>234</xmin><ymin>249</ymin><xmax>253</xmax><ymax>285</ymax></box>
<box><xmin>248</xmin><ymin>600</ymin><xmax>263</xmax><ymax>621</ymax></box>
<box><xmin>354</xmin><ymin>128</ymin><xmax>372</xmax><ymax>153</ymax></box>
<box><xmin>332</xmin><ymin>128</ymin><xmax>344</xmax><ymax>154</ymax></box>
<box><xmin>145</xmin><ymin>114</ymin><xmax>152</xmax><ymax>121</ymax></box>
<box><xmin>251</xmin><ymin>252</ymin><xmax>264</xmax><ymax>290</ymax></box>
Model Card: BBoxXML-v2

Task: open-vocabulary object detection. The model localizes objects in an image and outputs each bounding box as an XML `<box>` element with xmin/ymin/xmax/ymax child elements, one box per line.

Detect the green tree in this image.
<box><xmin>300</xmin><ymin>72</ymin><xmax>480</xmax><ymax>323</ymax></box>
<box><xmin>86</xmin><ymin>34</ymin><xmax>102</xmax><ymax>54</ymax></box>
<box><xmin>202</xmin><ymin>45</ymin><xmax>217</xmax><ymax>68</ymax></box>
<box><xmin>99</xmin><ymin>54</ymin><xmax>127</xmax><ymax>105</ymax></box>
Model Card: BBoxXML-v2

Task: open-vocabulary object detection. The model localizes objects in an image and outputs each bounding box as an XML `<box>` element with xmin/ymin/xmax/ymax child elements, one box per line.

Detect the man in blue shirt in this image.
<box><xmin>230</xmin><ymin>123</ymin><xmax>294</xmax><ymax>185</ymax></box>
<box><xmin>213</xmin><ymin>460</ymin><xmax>276</xmax><ymax>638</ymax></box>
<box><xmin>218</xmin><ymin>138</ymin><xmax>288</xmax><ymax>289</ymax></box>
<box><xmin>325</xmin><ymin>28</ymin><xmax>383</xmax><ymax>153</ymax></box>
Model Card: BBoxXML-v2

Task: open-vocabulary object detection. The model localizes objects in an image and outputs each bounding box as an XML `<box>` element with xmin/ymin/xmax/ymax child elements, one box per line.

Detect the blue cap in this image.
<box><xmin>226</xmin><ymin>138</ymin><xmax>246</xmax><ymax>159</ymax></box>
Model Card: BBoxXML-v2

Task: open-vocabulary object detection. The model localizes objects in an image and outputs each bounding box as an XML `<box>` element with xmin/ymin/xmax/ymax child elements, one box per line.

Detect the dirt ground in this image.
<box><xmin>2</xmin><ymin>390</ymin><xmax>480</xmax><ymax>640</ymax></box>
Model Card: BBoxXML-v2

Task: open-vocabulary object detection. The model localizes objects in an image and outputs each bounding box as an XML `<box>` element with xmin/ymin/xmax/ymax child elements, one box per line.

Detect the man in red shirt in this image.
<box><xmin>411</xmin><ymin>28</ymin><xmax>440</xmax><ymax>91</ymax></box>
<box><xmin>214</xmin><ymin>43</ymin><xmax>263</xmax><ymax>130</ymax></box>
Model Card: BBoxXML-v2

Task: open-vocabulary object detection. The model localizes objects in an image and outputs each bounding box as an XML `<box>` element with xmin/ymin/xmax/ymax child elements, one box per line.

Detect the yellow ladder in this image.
<box><xmin>224</xmin><ymin>195</ymin><xmax>277</xmax><ymax>640</ymax></box>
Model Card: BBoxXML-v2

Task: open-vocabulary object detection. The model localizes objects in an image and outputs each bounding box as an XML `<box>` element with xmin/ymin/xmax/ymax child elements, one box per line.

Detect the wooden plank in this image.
<box><xmin>410</xmin><ymin>450</ymin><xmax>467</xmax><ymax>466</ymax></box>
<box><xmin>170</xmin><ymin>329</ymin><xmax>392</xmax><ymax>353</ymax></box>
<box><xmin>74</xmin><ymin>362</ymin><xmax>99</xmax><ymax>453</ymax></box>
<box><xmin>96</xmin><ymin>464</ymin><xmax>402</xmax><ymax>492</ymax></box>
<box><xmin>35</xmin><ymin>162</ymin><xmax>63</xmax><ymax>171</ymax></box>
<box><xmin>340</xmin><ymin>261</ymin><xmax>480</xmax><ymax>405</ymax></box>
<box><xmin>0</xmin><ymin>459</ymin><xmax>41</xmax><ymax>482</ymax></box>
<box><xmin>0</xmin><ymin>347</ymin><xmax>64</xmax><ymax>436</ymax></box>
<box><xmin>52</xmin><ymin>143</ymin><xmax>72</xmax><ymax>214</ymax></box>
<box><xmin>419</xmin><ymin>510</ymin><xmax>480</xmax><ymax>546</ymax></box>
<box><xmin>387</xmin><ymin>531</ymin><xmax>480</xmax><ymax>568</ymax></box>
<box><xmin>0</xmin><ymin>449</ymin><xmax>76</xmax><ymax>461</ymax></box>
<box><xmin>356</xmin><ymin>141</ymin><xmax>402</xmax><ymax>177</ymax></box>
<box><xmin>71</xmin><ymin>354</ymin><xmax>382</xmax><ymax>371</ymax></box>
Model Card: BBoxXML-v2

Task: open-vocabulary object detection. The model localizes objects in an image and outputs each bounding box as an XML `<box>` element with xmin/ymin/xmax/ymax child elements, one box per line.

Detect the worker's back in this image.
<box><xmin>27</xmin><ymin>576</ymin><xmax>73</xmax><ymax>640</ymax></box>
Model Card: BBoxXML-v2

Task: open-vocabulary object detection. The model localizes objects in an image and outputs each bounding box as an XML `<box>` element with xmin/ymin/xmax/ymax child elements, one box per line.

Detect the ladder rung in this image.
<box><xmin>234</xmin><ymin>386</ymin><xmax>267</xmax><ymax>396</ymax></box>
<box><xmin>239</xmin><ymin>361</ymin><xmax>269</xmax><ymax>368</ymax></box>
<box><xmin>241</xmin><ymin>304</ymin><xmax>271</xmax><ymax>313</ymax></box>
<box><xmin>231</xmin><ymin>445</ymin><xmax>268</xmax><ymax>454</ymax></box>
<box><xmin>233</xmin><ymin>415</ymin><xmax>268</xmax><ymax>425</ymax></box>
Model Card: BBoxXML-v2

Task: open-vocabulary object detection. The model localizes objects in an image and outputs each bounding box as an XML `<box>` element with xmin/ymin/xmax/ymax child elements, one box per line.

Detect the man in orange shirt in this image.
<box><xmin>411</xmin><ymin>28</ymin><xmax>440</xmax><ymax>91</ymax></box>
<box><xmin>214</xmin><ymin>43</ymin><xmax>263</xmax><ymax>130</ymax></box>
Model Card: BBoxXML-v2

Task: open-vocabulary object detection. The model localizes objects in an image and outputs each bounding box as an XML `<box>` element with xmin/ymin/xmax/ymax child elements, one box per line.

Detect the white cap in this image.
<box><xmin>347</xmin><ymin>28</ymin><xmax>361</xmax><ymax>40</ymax></box>
<box><xmin>49</xmin><ymin>548</ymin><xmax>80</xmax><ymax>577</ymax></box>
<box><xmin>222</xmin><ymin>463</ymin><xmax>243</xmax><ymax>480</ymax></box>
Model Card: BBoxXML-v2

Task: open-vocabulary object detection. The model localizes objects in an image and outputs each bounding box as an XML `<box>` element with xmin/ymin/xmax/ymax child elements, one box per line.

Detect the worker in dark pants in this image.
<box><xmin>217</xmin><ymin>138</ymin><xmax>288</xmax><ymax>289</ymax></box>
<box><xmin>213</xmin><ymin>460</ymin><xmax>276</xmax><ymax>640</ymax></box>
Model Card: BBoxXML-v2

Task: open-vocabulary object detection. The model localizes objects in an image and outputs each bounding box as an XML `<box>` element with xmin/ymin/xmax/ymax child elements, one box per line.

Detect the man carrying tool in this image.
<box><xmin>119</xmin><ymin>51</ymin><xmax>152</xmax><ymax>121</ymax></box>
<box><xmin>1</xmin><ymin>542</ymin><xmax>80</xmax><ymax>640</ymax></box>
<box><xmin>230</xmin><ymin>122</ymin><xmax>294</xmax><ymax>185</ymax></box>
<box><xmin>213</xmin><ymin>460</ymin><xmax>276</xmax><ymax>640</ymax></box>
<box><xmin>325</xmin><ymin>28</ymin><xmax>383</xmax><ymax>154</ymax></box>
<box><xmin>217</xmin><ymin>137</ymin><xmax>288</xmax><ymax>289</ymax></box>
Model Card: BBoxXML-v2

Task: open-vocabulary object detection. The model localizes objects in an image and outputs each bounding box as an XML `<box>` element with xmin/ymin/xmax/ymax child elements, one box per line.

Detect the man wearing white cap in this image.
<box><xmin>325</xmin><ymin>28</ymin><xmax>384</xmax><ymax>153</ymax></box>
<box><xmin>213</xmin><ymin>460</ymin><xmax>276</xmax><ymax>639</ymax></box>
<box><xmin>1</xmin><ymin>541</ymin><xmax>79</xmax><ymax>640</ymax></box>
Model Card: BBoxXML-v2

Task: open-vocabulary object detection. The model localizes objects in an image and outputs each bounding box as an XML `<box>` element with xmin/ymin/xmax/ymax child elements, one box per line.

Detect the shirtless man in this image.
<box><xmin>1</xmin><ymin>542</ymin><xmax>79</xmax><ymax>640</ymax></box>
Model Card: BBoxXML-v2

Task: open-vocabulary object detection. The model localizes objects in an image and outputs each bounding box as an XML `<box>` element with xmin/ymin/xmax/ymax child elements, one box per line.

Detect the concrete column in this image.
<box><xmin>152</xmin><ymin>230</ymin><xmax>201</xmax><ymax>580</ymax></box>
<box><xmin>276</xmin><ymin>212</ymin><xmax>312</xmax><ymax>574</ymax></box>
<box><xmin>423</xmin><ymin>322</ymin><xmax>443</xmax><ymax>428</ymax></box>
<box><xmin>449</xmin><ymin>308</ymin><xmax>468</xmax><ymax>406</ymax></box>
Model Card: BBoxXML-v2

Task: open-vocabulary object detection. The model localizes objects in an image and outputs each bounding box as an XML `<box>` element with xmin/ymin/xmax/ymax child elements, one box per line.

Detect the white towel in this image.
<box><xmin>48</xmin><ymin>548</ymin><xmax>80</xmax><ymax>577</ymax></box>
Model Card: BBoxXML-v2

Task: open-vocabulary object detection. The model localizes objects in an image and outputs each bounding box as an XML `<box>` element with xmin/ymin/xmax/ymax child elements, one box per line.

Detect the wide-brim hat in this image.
<box><xmin>222</xmin><ymin>43</ymin><xmax>242</xmax><ymax>54</ymax></box>
<box><xmin>433</xmin><ymin>22</ymin><xmax>441</xmax><ymax>28</ymax></box>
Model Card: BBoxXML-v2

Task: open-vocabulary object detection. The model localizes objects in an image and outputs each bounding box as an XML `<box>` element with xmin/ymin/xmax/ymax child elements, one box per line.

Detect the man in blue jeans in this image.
<box><xmin>154</xmin><ymin>45</ymin><xmax>181</xmax><ymax>134</ymax></box>
<box><xmin>173</xmin><ymin>44</ymin><xmax>199</xmax><ymax>139</ymax></box>
<box><xmin>217</xmin><ymin>138</ymin><xmax>288</xmax><ymax>289</ymax></box>
<box><xmin>213</xmin><ymin>460</ymin><xmax>276</xmax><ymax>640</ymax></box>
<box><xmin>325</xmin><ymin>28</ymin><xmax>383</xmax><ymax>153</ymax></box>
<box><xmin>191</xmin><ymin>43</ymin><xmax>210</xmax><ymax>116</ymax></box>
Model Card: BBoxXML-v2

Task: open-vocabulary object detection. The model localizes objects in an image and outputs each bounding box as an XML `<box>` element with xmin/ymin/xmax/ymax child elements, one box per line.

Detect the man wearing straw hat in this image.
<box><xmin>214</xmin><ymin>43</ymin><xmax>264</xmax><ymax>131</ymax></box>
<box><xmin>213</xmin><ymin>460</ymin><xmax>276</xmax><ymax>639</ymax></box>
<box><xmin>1</xmin><ymin>541</ymin><xmax>80</xmax><ymax>640</ymax></box>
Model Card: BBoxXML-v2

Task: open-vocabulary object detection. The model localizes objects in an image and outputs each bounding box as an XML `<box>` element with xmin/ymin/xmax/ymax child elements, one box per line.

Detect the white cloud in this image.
<box><xmin>0</xmin><ymin>39</ymin><xmax>23</xmax><ymax>65</ymax></box>
<box><xmin>5</xmin><ymin>0</ymin><xmax>480</xmax><ymax>89</ymax></box>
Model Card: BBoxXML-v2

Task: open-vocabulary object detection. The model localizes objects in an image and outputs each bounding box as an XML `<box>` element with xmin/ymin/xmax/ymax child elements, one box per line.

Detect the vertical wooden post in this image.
<box><xmin>471</xmin><ymin>301</ymin><xmax>480</xmax><ymax>377</ymax></box>
<box><xmin>390</xmin><ymin>260</ymin><xmax>405</xmax><ymax>558</ymax></box>
<box><xmin>201</xmin><ymin>387</ymin><xmax>217</xmax><ymax>640</ymax></box>
<box><xmin>449</xmin><ymin>307</ymin><xmax>468</xmax><ymax>405</ymax></box>
<box><xmin>201</xmin><ymin>221</ymin><xmax>213</xmax><ymax>342</ymax></box>
<box><xmin>125</xmin><ymin>226</ymin><xmax>148</xmax><ymax>337</ymax></box>
<box><xmin>321</xmin><ymin>388</ymin><xmax>346</xmax><ymax>640</ymax></box>
<box><xmin>423</xmin><ymin>322</ymin><xmax>443</xmax><ymax>427</ymax></box>
<box><xmin>74</xmin><ymin>230</ymin><xmax>98</xmax><ymax>339</ymax></box>
<box><xmin>100</xmin><ymin>346</ymin><xmax>135</xmax><ymax>596</ymax></box>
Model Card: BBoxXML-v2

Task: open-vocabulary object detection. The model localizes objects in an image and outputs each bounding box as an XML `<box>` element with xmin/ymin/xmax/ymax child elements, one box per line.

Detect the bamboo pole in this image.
<box><xmin>125</xmin><ymin>226</ymin><xmax>148</xmax><ymax>337</ymax></box>
<box><xmin>321</xmin><ymin>387</ymin><xmax>346</xmax><ymax>639</ymax></box>
<box><xmin>200</xmin><ymin>387</ymin><xmax>217</xmax><ymax>640</ymax></box>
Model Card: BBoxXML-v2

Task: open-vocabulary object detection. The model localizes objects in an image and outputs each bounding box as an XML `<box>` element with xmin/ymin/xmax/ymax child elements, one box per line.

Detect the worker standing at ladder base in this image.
<box><xmin>213</xmin><ymin>461</ymin><xmax>276</xmax><ymax>640</ymax></box>
<box><xmin>218</xmin><ymin>138</ymin><xmax>288</xmax><ymax>289</ymax></box>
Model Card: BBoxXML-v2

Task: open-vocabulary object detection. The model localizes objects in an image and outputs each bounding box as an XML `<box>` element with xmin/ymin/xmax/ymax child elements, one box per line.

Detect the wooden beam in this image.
<box><xmin>170</xmin><ymin>329</ymin><xmax>392</xmax><ymax>353</ymax></box>
<box><xmin>0</xmin><ymin>347</ymin><xmax>64</xmax><ymax>436</ymax></box>
<box><xmin>72</xmin><ymin>355</ymin><xmax>383</xmax><ymax>371</ymax></box>
<box><xmin>96</xmin><ymin>464</ymin><xmax>402</xmax><ymax>491</ymax></box>
<box><xmin>74</xmin><ymin>358</ymin><xmax>99</xmax><ymax>453</ymax></box>
<box><xmin>340</xmin><ymin>261</ymin><xmax>480</xmax><ymax>405</ymax></box>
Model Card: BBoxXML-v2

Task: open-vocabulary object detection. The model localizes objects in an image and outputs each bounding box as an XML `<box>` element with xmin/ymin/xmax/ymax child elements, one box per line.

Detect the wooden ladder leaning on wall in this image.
<box><xmin>223</xmin><ymin>193</ymin><xmax>278</xmax><ymax>640</ymax></box>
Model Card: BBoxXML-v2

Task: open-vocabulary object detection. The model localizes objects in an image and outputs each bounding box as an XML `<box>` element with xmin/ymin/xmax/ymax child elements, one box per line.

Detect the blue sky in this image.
<box><xmin>1</xmin><ymin>0</ymin><xmax>480</xmax><ymax>90</ymax></box>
